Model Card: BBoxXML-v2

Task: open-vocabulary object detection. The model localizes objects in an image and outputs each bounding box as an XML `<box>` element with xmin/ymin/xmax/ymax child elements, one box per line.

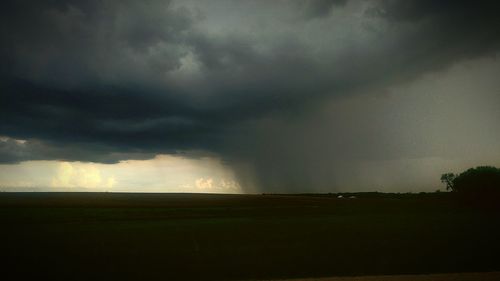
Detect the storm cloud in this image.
<box><xmin>1</xmin><ymin>0</ymin><xmax>500</xmax><ymax>192</ymax></box>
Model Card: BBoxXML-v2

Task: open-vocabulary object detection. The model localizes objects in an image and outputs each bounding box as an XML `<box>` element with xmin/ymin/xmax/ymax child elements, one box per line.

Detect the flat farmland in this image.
<box><xmin>266</xmin><ymin>271</ymin><xmax>500</xmax><ymax>281</ymax></box>
<box><xmin>1</xmin><ymin>193</ymin><xmax>499</xmax><ymax>280</ymax></box>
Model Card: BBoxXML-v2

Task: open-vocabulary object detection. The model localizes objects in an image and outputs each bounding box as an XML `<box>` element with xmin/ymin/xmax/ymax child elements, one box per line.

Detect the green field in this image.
<box><xmin>1</xmin><ymin>192</ymin><xmax>499</xmax><ymax>280</ymax></box>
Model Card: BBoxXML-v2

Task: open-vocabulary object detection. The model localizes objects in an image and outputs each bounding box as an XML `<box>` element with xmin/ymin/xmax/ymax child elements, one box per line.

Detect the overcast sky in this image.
<box><xmin>1</xmin><ymin>0</ymin><xmax>500</xmax><ymax>193</ymax></box>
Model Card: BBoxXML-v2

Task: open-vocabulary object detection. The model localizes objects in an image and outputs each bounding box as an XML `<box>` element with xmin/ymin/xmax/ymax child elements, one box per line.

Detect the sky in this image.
<box><xmin>1</xmin><ymin>0</ymin><xmax>500</xmax><ymax>193</ymax></box>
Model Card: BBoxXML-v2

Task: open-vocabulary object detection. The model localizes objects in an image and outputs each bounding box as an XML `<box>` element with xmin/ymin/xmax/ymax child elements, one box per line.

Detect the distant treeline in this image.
<box><xmin>262</xmin><ymin>191</ymin><xmax>449</xmax><ymax>199</ymax></box>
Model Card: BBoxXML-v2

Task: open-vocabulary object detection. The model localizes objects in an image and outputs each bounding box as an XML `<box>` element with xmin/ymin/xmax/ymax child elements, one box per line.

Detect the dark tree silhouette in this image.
<box><xmin>451</xmin><ymin>166</ymin><xmax>500</xmax><ymax>195</ymax></box>
<box><xmin>442</xmin><ymin>166</ymin><xmax>500</xmax><ymax>207</ymax></box>
<box><xmin>440</xmin><ymin>173</ymin><xmax>456</xmax><ymax>191</ymax></box>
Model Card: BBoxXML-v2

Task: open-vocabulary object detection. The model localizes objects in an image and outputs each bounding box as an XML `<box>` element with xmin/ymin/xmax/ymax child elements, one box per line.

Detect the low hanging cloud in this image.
<box><xmin>0</xmin><ymin>136</ymin><xmax>156</xmax><ymax>164</ymax></box>
<box><xmin>1</xmin><ymin>0</ymin><xmax>500</xmax><ymax>192</ymax></box>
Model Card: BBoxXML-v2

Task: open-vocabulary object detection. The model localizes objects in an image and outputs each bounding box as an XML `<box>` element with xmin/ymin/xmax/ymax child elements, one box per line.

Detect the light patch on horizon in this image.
<box><xmin>187</xmin><ymin>177</ymin><xmax>241</xmax><ymax>193</ymax></box>
<box><xmin>195</xmin><ymin>177</ymin><xmax>213</xmax><ymax>189</ymax></box>
<box><xmin>51</xmin><ymin>162</ymin><xmax>116</xmax><ymax>190</ymax></box>
<box><xmin>0</xmin><ymin>154</ymin><xmax>243</xmax><ymax>193</ymax></box>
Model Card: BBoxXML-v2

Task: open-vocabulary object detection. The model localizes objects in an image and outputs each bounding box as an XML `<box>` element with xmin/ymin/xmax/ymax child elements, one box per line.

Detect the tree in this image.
<box><xmin>452</xmin><ymin>166</ymin><xmax>500</xmax><ymax>195</ymax></box>
<box><xmin>442</xmin><ymin>166</ymin><xmax>500</xmax><ymax>207</ymax></box>
<box><xmin>440</xmin><ymin>173</ymin><xmax>456</xmax><ymax>191</ymax></box>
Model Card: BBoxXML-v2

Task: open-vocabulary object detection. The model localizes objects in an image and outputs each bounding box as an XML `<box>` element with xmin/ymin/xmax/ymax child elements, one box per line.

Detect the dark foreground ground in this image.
<box><xmin>1</xmin><ymin>192</ymin><xmax>499</xmax><ymax>280</ymax></box>
<box><xmin>266</xmin><ymin>271</ymin><xmax>500</xmax><ymax>281</ymax></box>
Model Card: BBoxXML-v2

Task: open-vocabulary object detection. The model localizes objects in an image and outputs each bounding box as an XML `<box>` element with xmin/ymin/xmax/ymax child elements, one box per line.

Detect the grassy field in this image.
<box><xmin>1</xmin><ymin>192</ymin><xmax>499</xmax><ymax>280</ymax></box>
<box><xmin>267</xmin><ymin>271</ymin><xmax>500</xmax><ymax>281</ymax></box>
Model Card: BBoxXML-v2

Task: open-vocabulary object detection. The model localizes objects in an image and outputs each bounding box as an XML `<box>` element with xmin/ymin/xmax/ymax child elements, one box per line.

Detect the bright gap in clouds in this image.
<box><xmin>0</xmin><ymin>154</ymin><xmax>242</xmax><ymax>193</ymax></box>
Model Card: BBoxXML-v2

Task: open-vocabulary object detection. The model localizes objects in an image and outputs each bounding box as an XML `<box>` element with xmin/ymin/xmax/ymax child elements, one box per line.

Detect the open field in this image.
<box><xmin>1</xmin><ymin>192</ymin><xmax>499</xmax><ymax>280</ymax></box>
<box><xmin>266</xmin><ymin>271</ymin><xmax>500</xmax><ymax>281</ymax></box>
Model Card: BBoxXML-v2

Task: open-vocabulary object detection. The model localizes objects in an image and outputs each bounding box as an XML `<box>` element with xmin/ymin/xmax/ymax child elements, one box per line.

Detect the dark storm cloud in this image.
<box><xmin>0</xmin><ymin>0</ymin><xmax>192</xmax><ymax>83</ymax></box>
<box><xmin>0</xmin><ymin>0</ymin><xmax>220</xmax><ymax>161</ymax></box>
<box><xmin>369</xmin><ymin>0</ymin><xmax>500</xmax><ymax>61</ymax></box>
<box><xmin>372</xmin><ymin>0</ymin><xmax>498</xmax><ymax>23</ymax></box>
<box><xmin>1</xmin><ymin>0</ymin><xmax>500</xmax><ymax>192</ymax></box>
<box><xmin>0</xmin><ymin>136</ymin><xmax>156</xmax><ymax>164</ymax></box>
<box><xmin>293</xmin><ymin>0</ymin><xmax>348</xmax><ymax>19</ymax></box>
<box><xmin>0</xmin><ymin>79</ymin><xmax>215</xmax><ymax>149</ymax></box>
